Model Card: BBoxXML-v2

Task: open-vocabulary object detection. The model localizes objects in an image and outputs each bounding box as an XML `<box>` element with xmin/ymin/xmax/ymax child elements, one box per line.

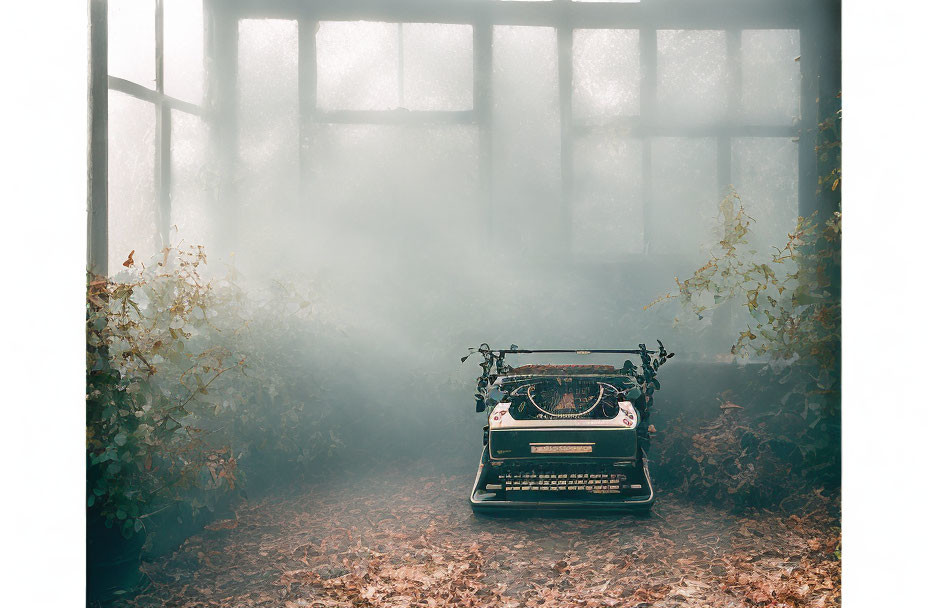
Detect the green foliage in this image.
<box><xmin>649</xmin><ymin>109</ymin><xmax>841</xmax><ymax>483</ymax></box>
<box><xmin>657</xmin><ymin>408</ymin><xmax>803</xmax><ymax>510</ymax></box>
<box><xmin>87</xmin><ymin>246</ymin><xmax>338</xmax><ymax>541</ymax></box>
<box><xmin>650</xmin><ymin>192</ymin><xmax>840</xmax><ymax>380</ymax></box>
<box><xmin>617</xmin><ymin>341</ymin><xmax>673</xmax><ymax>449</ymax></box>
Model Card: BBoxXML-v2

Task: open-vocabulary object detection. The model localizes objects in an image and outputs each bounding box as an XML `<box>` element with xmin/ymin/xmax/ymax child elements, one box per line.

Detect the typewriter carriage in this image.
<box><xmin>464</xmin><ymin>345</ymin><xmax>672</xmax><ymax>513</ymax></box>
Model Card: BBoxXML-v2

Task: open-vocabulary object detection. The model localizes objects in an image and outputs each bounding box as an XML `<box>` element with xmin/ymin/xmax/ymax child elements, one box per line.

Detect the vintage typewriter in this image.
<box><xmin>464</xmin><ymin>344</ymin><xmax>672</xmax><ymax>512</ymax></box>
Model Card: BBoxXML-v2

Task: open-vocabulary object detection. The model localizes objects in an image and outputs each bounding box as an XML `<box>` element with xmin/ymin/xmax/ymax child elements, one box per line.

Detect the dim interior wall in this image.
<box><xmin>94</xmin><ymin>0</ymin><xmax>839</xmax><ymax>420</ymax></box>
<box><xmin>93</xmin><ymin>0</ymin><xmax>841</xmax><ymax>419</ymax></box>
<box><xmin>86</xmin><ymin>3</ymin><xmax>840</xmax><ymax>598</ymax></box>
<box><xmin>91</xmin><ymin>0</ymin><xmax>839</xmax><ymax>275</ymax></box>
<box><xmin>92</xmin><ymin>0</ymin><xmax>840</xmax><ymax>477</ymax></box>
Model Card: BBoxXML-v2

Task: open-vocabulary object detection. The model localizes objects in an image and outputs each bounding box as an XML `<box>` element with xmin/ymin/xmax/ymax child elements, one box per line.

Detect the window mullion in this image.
<box><xmin>639</xmin><ymin>27</ymin><xmax>656</xmax><ymax>255</ymax></box>
<box><xmin>558</xmin><ymin>23</ymin><xmax>573</xmax><ymax>256</ymax></box>
<box><xmin>299</xmin><ymin>17</ymin><xmax>318</xmax><ymax>211</ymax></box>
<box><xmin>474</xmin><ymin>20</ymin><xmax>492</xmax><ymax>244</ymax></box>
<box><xmin>154</xmin><ymin>0</ymin><xmax>171</xmax><ymax>249</ymax></box>
<box><xmin>718</xmin><ymin>29</ymin><xmax>740</xmax><ymax>198</ymax></box>
<box><xmin>88</xmin><ymin>0</ymin><xmax>109</xmax><ymax>277</ymax></box>
<box><xmin>397</xmin><ymin>22</ymin><xmax>405</xmax><ymax>108</ymax></box>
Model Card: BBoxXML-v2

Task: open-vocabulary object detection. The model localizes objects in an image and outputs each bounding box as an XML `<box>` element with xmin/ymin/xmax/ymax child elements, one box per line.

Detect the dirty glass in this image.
<box><xmin>306</xmin><ymin>125</ymin><xmax>478</xmax><ymax>232</ymax></box>
<box><xmin>573</xmin><ymin>29</ymin><xmax>640</xmax><ymax>122</ymax></box>
<box><xmin>108</xmin><ymin>0</ymin><xmax>155</xmax><ymax>86</ymax></box>
<box><xmin>108</xmin><ymin>91</ymin><xmax>157</xmax><ymax>274</ymax></box>
<box><xmin>317</xmin><ymin>22</ymin><xmax>400</xmax><ymax>111</ymax></box>
<box><xmin>492</xmin><ymin>26</ymin><xmax>561</xmax><ymax>259</ymax></box>
<box><xmin>402</xmin><ymin>23</ymin><xmax>473</xmax><ymax>111</ymax></box>
<box><xmin>651</xmin><ymin>137</ymin><xmax>718</xmax><ymax>257</ymax></box>
<box><xmin>164</xmin><ymin>0</ymin><xmax>204</xmax><ymax>104</ymax></box>
<box><xmin>170</xmin><ymin>111</ymin><xmax>216</xmax><ymax>255</ymax></box>
<box><xmin>731</xmin><ymin>137</ymin><xmax>799</xmax><ymax>253</ymax></box>
<box><xmin>742</xmin><ymin>29</ymin><xmax>800</xmax><ymax>125</ymax></box>
<box><xmin>657</xmin><ymin>30</ymin><xmax>728</xmax><ymax>123</ymax></box>
<box><xmin>237</xmin><ymin>19</ymin><xmax>300</xmax><ymax>255</ymax></box>
<box><xmin>572</xmin><ymin>134</ymin><xmax>643</xmax><ymax>256</ymax></box>
<box><xmin>295</xmin><ymin>130</ymin><xmax>479</xmax><ymax>341</ymax></box>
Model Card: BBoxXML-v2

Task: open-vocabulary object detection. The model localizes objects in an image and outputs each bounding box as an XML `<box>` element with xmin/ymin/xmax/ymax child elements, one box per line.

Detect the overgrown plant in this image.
<box><xmin>87</xmin><ymin>246</ymin><xmax>338</xmax><ymax>542</ymax></box>
<box><xmin>649</xmin><ymin>108</ymin><xmax>841</xmax><ymax>482</ymax></box>
<box><xmin>87</xmin><ymin>246</ymin><xmax>244</xmax><ymax>539</ymax></box>
<box><xmin>657</xmin><ymin>407</ymin><xmax>804</xmax><ymax>510</ymax></box>
<box><xmin>649</xmin><ymin>193</ymin><xmax>840</xmax><ymax>375</ymax></box>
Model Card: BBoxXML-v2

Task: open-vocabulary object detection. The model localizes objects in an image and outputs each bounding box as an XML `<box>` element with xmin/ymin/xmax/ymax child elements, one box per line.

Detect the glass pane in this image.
<box><xmin>237</xmin><ymin>20</ymin><xmax>300</xmax><ymax>263</ymax></box>
<box><xmin>657</xmin><ymin>30</ymin><xmax>728</xmax><ymax>123</ymax></box>
<box><xmin>731</xmin><ymin>137</ymin><xmax>799</xmax><ymax>253</ymax></box>
<box><xmin>301</xmin><ymin>124</ymin><xmax>479</xmax><ymax>346</ymax></box>
<box><xmin>317</xmin><ymin>22</ymin><xmax>399</xmax><ymax>111</ymax></box>
<box><xmin>306</xmin><ymin>124</ymin><xmax>479</xmax><ymax>268</ymax></box>
<box><xmin>572</xmin><ymin>135</ymin><xmax>643</xmax><ymax>256</ymax></box>
<box><xmin>742</xmin><ymin>30</ymin><xmax>800</xmax><ymax>125</ymax></box>
<box><xmin>651</xmin><ymin>138</ymin><xmax>718</xmax><ymax>256</ymax></box>
<box><xmin>170</xmin><ymin>111</ymin><xmax>217</xmax><ymax>255</ymax></box>
<box><xmin>164</xmin><ymin>0</ymin><xmax>203</xmax><ymax>104</ymax></box>
<box><xmin>108</xmin><ymin>91</ymin><xmax>157</xmax><ymax>274</ymax></box>
<box><xmin>492</xmin><ymin>26</ymin><xmax>561</xmax><ymax>257</ymax></box>
<box><xmin>108</xmin><ymin>0</ymin><xmax>155</xmax><ymax>86</ymax></box>
<box><xmin>402</xmin><ymin>23</ymin><xmax>473</xmax><ymax>111</ymax></box>
<box><xmin>573</xmin><ymin>29</ymin><xmax>640</xmax><ymax>121</ymax></box>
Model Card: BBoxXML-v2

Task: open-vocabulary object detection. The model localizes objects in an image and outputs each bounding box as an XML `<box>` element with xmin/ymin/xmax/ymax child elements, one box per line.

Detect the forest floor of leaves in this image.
<box><xmin>124</xmin><ymin>457</ymin><xmax>840</xmax><ymax>608</ymax></box>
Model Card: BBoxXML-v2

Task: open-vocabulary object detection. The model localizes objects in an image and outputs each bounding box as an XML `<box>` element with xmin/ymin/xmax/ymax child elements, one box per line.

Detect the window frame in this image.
<box><xmin>88</xmin><ymin>0</ymin><xmax>838</xmax><ymax>275</ymax></box>
<box><xmin>104</xmin><ymin>0</ymin><xmax>207</xmax><ymax>265</ymax></box>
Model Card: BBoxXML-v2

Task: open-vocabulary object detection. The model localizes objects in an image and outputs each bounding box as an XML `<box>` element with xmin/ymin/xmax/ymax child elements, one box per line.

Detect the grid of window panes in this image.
<box><xmin>107</xmin><ymin>0</ymin><xmax>802</xmax><ymax>274</ymax></box>
<box><xmin>572</xmin><ymin>27</ymin><xmax>800</xmax><ymax>258</ymax></box>
<box><xmin>106</xmin><ymin>0</ymin><xmax>211</xmax><ymax>274</ymax></box>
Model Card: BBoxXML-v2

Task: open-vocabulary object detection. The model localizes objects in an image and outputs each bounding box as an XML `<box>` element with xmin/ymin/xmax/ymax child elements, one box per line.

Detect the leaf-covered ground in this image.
<box><xmin>124</xmin><ymin>461</ymin><xmax>840</xmax><ymax>608</ymax></box>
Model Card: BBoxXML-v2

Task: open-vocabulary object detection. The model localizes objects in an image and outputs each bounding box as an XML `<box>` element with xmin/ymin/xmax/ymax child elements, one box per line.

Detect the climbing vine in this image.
<box><xmin>649</xmin><ymin>106</ymin><xmax>841</xmax><ymax>481</ymax></box>
<box><xmin>87</xmin><ymin>246</ymin><xmax>338</xmax><ymax>541</ymax></box>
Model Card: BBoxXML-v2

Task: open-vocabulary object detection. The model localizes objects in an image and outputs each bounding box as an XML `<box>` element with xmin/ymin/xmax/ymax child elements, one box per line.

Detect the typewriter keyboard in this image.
<box><xmin>490</xmin><ymin>471</ymin><xmax>642</xmax><ymax>494</ymax></box>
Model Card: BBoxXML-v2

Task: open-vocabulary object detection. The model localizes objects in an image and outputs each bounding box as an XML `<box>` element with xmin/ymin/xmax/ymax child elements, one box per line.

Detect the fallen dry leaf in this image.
<box><xmin>116</xmin><ymin>462</ymin><xmax>840</xmax><ymax>608</ymax></box>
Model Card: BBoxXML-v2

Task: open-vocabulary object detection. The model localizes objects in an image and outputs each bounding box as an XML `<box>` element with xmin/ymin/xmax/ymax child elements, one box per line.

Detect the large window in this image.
<box><xmin>106</xmin><ymin>0</ymin><xmax>207</xmax><ymax>273</ymax></box>
<box><xmin>103</xmin><ymin>0</ymin><xmax>813</xmax><ymax>276</ymax></box>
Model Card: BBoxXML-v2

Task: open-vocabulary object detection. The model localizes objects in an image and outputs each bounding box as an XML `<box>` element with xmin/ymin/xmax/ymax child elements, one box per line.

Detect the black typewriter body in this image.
<box><xmin>463</xmin><ymin>345</ymin><xmax>672</xmax><ymax>513</ymax></box>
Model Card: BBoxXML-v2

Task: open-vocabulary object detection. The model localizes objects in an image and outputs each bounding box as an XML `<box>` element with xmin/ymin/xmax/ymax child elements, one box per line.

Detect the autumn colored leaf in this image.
<box><xmin>115</xmin><ymin>468</ymin><xmax>840</xmax><ymax>608</ymax></box>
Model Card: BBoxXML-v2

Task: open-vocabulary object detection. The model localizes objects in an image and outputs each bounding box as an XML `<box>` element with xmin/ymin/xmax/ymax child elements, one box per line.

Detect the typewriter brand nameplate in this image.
<box><xmin>530</xmin><ymin>443</ymin><xmax>594</xmax><ymax>454</ymax></box>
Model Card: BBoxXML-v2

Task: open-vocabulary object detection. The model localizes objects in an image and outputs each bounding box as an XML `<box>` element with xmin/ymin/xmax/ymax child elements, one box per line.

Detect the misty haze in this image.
<box><xmin>87</xmin><ymin>1</ymin><xmax>842</xmax><ymax>606</ymax></box>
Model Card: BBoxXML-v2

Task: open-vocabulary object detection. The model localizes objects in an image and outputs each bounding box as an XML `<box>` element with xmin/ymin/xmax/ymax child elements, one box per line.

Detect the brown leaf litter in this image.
<box><xmin>121</xmin><ymin>466</ymin><xmax>839</xmax><ymax>608</ymax></box>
